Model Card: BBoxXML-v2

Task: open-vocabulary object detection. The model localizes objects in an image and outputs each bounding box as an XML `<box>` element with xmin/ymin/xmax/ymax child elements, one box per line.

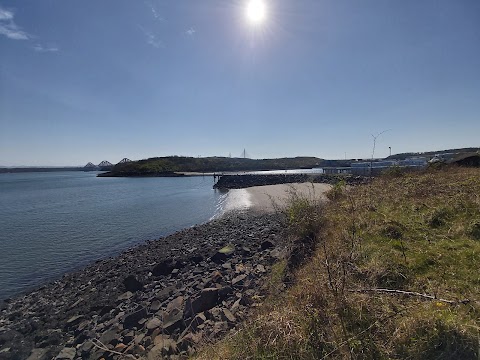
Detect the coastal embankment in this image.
<box><xmin>213</xmin><ymin>173</ymin><xmax>368</xmax><ymax>189</ymax></box>
<box><xmin>0</xmin><ymin>179</ymin><xmax>334</xmax><ymax>360</ymax></box>
<box><xmin>0</xmin><ymin>211</ymin><xmax>289</xmax><ymax>359</ymax></box>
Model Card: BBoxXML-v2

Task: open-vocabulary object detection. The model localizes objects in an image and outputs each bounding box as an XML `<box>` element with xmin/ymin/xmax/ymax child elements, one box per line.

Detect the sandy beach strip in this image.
<box><xmin>246</xmin><ymin>183</ymin><xmax>332</xmax><ymax>212</ymax></box>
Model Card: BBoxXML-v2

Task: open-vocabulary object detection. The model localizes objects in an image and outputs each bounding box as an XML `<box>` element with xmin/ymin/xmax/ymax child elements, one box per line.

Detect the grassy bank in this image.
<box><xmin>198</xmin><ymin>166</ymin><xmax>480</xmax><ymax>359</ymax></box>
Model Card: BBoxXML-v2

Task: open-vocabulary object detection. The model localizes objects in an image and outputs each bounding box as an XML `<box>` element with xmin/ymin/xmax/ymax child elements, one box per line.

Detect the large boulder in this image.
<box><xmin>152</xmin><ymin>259</ymin><xmax>178</xmax><ymax>276</ymax></box>
<box><xmin>211</xmin><ymin>244</ymin><xmax>235</xmax><ymax>264</ymax></box>
<box><xmin>185</xmin><ymin>288</ymin><xmax>221</xmax><ymax>318</ymax></box>
<box><xmin>123</xmin><ymin>275</ymin><xmax>143</xmax><ymax>292</ymax></box>
<box><xmin>162</xmin><ymin>310</ymin><xmax>184</xmax><ymax>333</ymax></box>
<box><xmin>123</xmin><ymin>307</ymin><xmax>147</xmax><ymax>329</ymax></box>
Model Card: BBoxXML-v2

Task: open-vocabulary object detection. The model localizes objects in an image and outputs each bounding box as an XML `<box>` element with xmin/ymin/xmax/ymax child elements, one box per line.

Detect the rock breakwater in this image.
<box><xmin>0</xmin><ymin>213</ymin><xmax>286</xmax><ymax>360</ymax></box>
<box><xmin>213</xmin><ymin>174</ymin><xmax>368</xmax><ymax>189</ymax></box>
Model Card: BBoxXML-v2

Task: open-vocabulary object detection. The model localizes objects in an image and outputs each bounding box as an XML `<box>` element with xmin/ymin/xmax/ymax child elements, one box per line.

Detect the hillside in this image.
<box><xmin>199</xmin><ymin>166</ymin><xmax>480</xmax><ymax>359</ymax></box>
<box><xmin>386</xmin><ymin>147</ymin><xmax>480</xmax><ymax>160</ymax></box>
<box><xmin>98</xmin><ymin>156</ymin><xmax>324</xmax><ymax>176</ymax></box>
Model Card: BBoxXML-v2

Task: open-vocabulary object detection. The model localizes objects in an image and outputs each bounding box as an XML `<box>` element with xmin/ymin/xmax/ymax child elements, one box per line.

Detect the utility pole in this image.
<box><xmin>370</xmin><ymin>130</ymin><xmax>391</xmax><ymax>176</ymax></box>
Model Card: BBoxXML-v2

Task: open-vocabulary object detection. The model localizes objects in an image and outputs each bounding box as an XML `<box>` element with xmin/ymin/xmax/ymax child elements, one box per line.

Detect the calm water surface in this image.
<box><xmin>0</xmin><ymin>172</ymin><xmax>226</xmax><ymax>299</ymax></box>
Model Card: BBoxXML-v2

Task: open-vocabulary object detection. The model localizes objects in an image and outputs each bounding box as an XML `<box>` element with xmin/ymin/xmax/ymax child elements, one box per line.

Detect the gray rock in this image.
<box><xmin>150</xmin><ymin>299</ymin><xmax>162</xmax><ymax>312</ymax></box>
<box><xmin>189</xmin><ymin>254</ymin><xmax>204</xmax><ymax>264</ymax></box>
<box><xmin>269</xmin><ymin>248</ymin><xmax>283</xmax><ymax>259</ymax></box>
<box><xmin>256</xmin><ymin>264</ymin><xmax>266</xmax><ymax>273</ymax></box>
<box><xmin>153</xmin><ymin>334</ymin><xmax>173</xmax><ymax>346</ymax></box>
<box><xmin>207</xmin><ymin>307</ymin><xmax>222</xmax><ymax>321</ymax></box>
<box><xmin>218</xmin><ymin>285</ymin><xmax>233</xmax><ymax>301</ymax></box>
<box><xmin>99</xmin><ymin>329</ymin><xmax>118</xmax><ymax>345</ymax></box>
<box><xmin>210</xmin><ymin>252</ymin><xmax>228</xmax><ymax>264</ymax></box>
<box><xmin>241</xmin><ymin>246</ymin><xmax>251</xmax><ymax>255</ymax></box>
<box><xmin>26</xmin><ymin>348</ymin><xmax>49</xmax><ymax>360</ymax></box>
<box><xmin>232</xmin><ymin>274</ymin><xmax>247</xmax><ymax>286</ymax></box>
<box><xmin>35</xmin><ymin>329</ymin><xmax>62</xmax><ymax>347</ymax></box>
<box><xmin>166</xmin><ymin>296</ymin><xmax>184</xmax><ymax>313</ymax></box>
<box><xmin>261</xmin><ymin>240</ymin><xmax>275</xmax><ymax>250</ymax></box>
<box><xmin>211</xmin><ymin>244</ymin><xmax>235</xmax><ymax>264</ymax></box>
<box><xmin>123</xmin><ymin>307</ymin><xmax>147</xmax><ymax>329</ymax></box>
<box><xmin>177</xmin><ymin>332</ymin><xmax>201</xmax><ymax>352</ymax></box>
<box><xmin>230</xmin><ymin>298</ymin><xmax>242</xmax><ymax>313</ymax></box>
<box><xmin>148</xmin><ymin>339</ymin><xmax>178</xmax><ymax>359</ymax></box>
<box><xmin>80</xmin><ymin>341</ymin><xmax>93</xmax><ymax>355</ymax></box>
<box><xmin>193</xmin><ymin>313</ymin><xmax>206</xmax><ymax>325</ymax></box>
<box><xmin>134</xmin><ymin>333</ymin><xmax>145</xmax><ymax>345</ymax></box>
<box><xmin>143</xmin><ymin>336</ymin><xmax>152</xmax><ymax>348</ymax></box>
<box><xmin>123</xmin><ymin>275</ymin><xmax>143</xmax><ymax>292</ymax></box>
<box><xmin>221</xmin><ymin>308</ymin><xmax>236</xmax><ymax>323</ymax></box>
<box><xmin>185</xmin><ymin>288</ymin><xmax>220</xmax><ymax>317</ymax></box>
<box><xmin>146</xmin><ymin>317</ymin><xmax>162</xmax><ymax>330</ymax></box>
<box><xmin>152</xmin><ymin>259</ymin><xmax>177</xmax><ymax>276</ymax></box>
<box><xmin>65</xmin><ymin>315</ymin><xmax>84</xmax><ymax>328</ymax></box>
<box><xmin>156</xmin><ymin>286</ymin><xmax>175</xmax><ymax>302</ymax></box>
<box><xmin>55</xmin><ymin>347</ymin><xmax>76</xmax><ymax>360</ymax></box>
<box><xmin>122</xmin><ymin>331</ymin><xmax>135</xmax><ymax>344</ymax></box>
<box><xmin>117</xmin><ymin>291</ymin><xmax>134</xmax><ymax>301</ymax></box>
<box><xmin>162</xmin><ymin>310</ymin><xmax>184</xmax><ymax>333</ymax></box>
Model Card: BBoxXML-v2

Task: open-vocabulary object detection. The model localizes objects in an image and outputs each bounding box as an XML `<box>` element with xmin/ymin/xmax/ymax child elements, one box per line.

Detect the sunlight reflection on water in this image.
<box><xmin>213</xmin><ymin>189</ymin><xmax>252</xmax><ymax>218</ymax></box>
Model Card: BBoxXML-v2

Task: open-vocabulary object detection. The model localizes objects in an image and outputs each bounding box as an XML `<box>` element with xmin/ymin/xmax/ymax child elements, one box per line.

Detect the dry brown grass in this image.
<box><xmin>197</xmin><ymin>166</ymin><xmax>480</xmax><ymax>359</ymax></box>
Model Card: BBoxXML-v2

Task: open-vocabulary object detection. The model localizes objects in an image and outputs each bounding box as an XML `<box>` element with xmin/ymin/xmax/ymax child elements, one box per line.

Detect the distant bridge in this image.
<box><xmin>84</xmin><ymin>158</ymin><xmax>132</xmax><ymax>170</ymax></box>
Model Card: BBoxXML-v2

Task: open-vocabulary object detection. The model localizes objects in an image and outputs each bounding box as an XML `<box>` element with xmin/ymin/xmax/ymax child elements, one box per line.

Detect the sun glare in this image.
<box><xmin>246</xmin><ymin>0</ymin><xmax>267</xmax><ymax>25</ymax></box>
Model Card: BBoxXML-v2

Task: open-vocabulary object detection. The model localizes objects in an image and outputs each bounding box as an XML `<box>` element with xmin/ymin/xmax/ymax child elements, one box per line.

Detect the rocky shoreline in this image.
<box><xmin>0</xmin><ymin>212</ymin><xmax>288</xmax><ymax>360</ymax></box>
<box><xmin>213</xmin><ymin>174</ymin><xmax>368</xmax><ymax>189</ymax></box>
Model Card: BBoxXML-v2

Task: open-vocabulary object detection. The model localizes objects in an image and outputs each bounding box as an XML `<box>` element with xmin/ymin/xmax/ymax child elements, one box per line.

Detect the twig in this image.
<box><xmin>91</xmin><ymin>339</ymin><xmax>137</xmax><ymax>359</ymax></box>
<box><xmin>348</xmin><ymin>288</ymin><xmax>470</xmax><ymax>304</ymax></box>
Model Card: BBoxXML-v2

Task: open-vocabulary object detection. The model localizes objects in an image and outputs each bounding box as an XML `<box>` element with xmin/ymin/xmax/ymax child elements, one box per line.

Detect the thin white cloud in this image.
<box><xmin>33</xmin><ymin>44</ymin><xmax>59</xmax><ymax>53</ymax></box>
<box><xmin>0</xmin><ymin>5</ymin><xmax>30</xmax><ymax>40</ymax></box>
<box><xmin>146</xmin><ymin>2</ymin><xmax>165</xmax><ymax>21</ymax></box>
<box><xmin>150</xmin><ymin>5</ymin><xmax>160</xmax><ymax>20</ymax></box>
<box><xmin>138</xmin><ymin>26</ymin><xmax>163</xmax><ymax>48</ymax></box>
<box><xmin>0</xmin><ymin>7</ymin><xmax>13</xmax><ymax>20</ymax></box>
<box><xmin>186</xmin><ymin>28</ymin><xmax>196</xmax><ymax>36</ymax></box>
<box><xmin>146</xmin><ymin>32</ymin><xmax>162</xmax><ymax>48</ymax></box>
<box><xmin>0</xmin><ymin>23</ymin><xmax>29</xmax><ymax>40</ymax></box>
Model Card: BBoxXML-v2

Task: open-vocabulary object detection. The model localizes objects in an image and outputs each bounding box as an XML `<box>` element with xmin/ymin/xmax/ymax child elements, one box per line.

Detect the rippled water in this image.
<box><xmin>0</xmin><ymin>172</ymin><xmax>230</xmax><ymax>299</ymax></box>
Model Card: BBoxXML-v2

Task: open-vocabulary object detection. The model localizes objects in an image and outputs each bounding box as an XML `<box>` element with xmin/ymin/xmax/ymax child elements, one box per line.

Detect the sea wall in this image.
<box><xmin>213</xmin><ymin>173</ymin><xmax>368</xmax><ymax>189</ymax></box>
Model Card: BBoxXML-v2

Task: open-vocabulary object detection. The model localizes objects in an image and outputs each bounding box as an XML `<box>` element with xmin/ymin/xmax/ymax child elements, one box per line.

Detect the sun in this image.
<box><xmin>246</xmin><ymin>0</ymin><xmax>267</xmax><ymax>25</ymax></box>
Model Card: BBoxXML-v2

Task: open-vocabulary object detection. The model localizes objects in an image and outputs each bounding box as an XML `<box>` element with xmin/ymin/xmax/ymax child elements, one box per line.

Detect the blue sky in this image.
<box><xmin>0</xmin><ymin>0</ymin><xmax>479</xmax><ymax>166</ymax></box>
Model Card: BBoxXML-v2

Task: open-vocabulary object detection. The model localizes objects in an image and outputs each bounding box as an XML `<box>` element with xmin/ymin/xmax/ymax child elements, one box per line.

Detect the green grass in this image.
<box><xmin>197</xmin><ymin>166</ymin><xmax>480</xmax><ymax>359</ymax></box>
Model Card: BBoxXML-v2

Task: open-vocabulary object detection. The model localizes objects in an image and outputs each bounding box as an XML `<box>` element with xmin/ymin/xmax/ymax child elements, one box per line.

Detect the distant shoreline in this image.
<box><xmin>0</xmin><ymin>167</ymin><xmax>84</xmax><ymax>174</ymax></box>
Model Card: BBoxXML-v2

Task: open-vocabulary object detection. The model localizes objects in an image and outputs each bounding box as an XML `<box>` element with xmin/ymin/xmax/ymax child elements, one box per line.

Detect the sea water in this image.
<box><xmin>0</xmin><ymin>171</ymin><xmax>230</xmax><ymax>299</ymax></box>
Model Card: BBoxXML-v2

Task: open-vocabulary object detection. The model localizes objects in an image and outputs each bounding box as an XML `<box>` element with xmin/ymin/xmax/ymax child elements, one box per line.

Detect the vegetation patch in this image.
<box><xmin>197</xmin><ymin>166</ymin><xmax>480</xmax><ymax>359</ymax></box>
<box><xmin>468</xmin><ymin>219</ymin><xmax>480</xmax><ymax>240</ymax></box>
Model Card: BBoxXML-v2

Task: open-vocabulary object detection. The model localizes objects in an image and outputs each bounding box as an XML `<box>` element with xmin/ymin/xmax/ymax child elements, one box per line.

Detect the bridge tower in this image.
<box><xmin>117</xmin><ymin>158</ymin><xmax>132</xmax><ymax>165</ymax></box>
